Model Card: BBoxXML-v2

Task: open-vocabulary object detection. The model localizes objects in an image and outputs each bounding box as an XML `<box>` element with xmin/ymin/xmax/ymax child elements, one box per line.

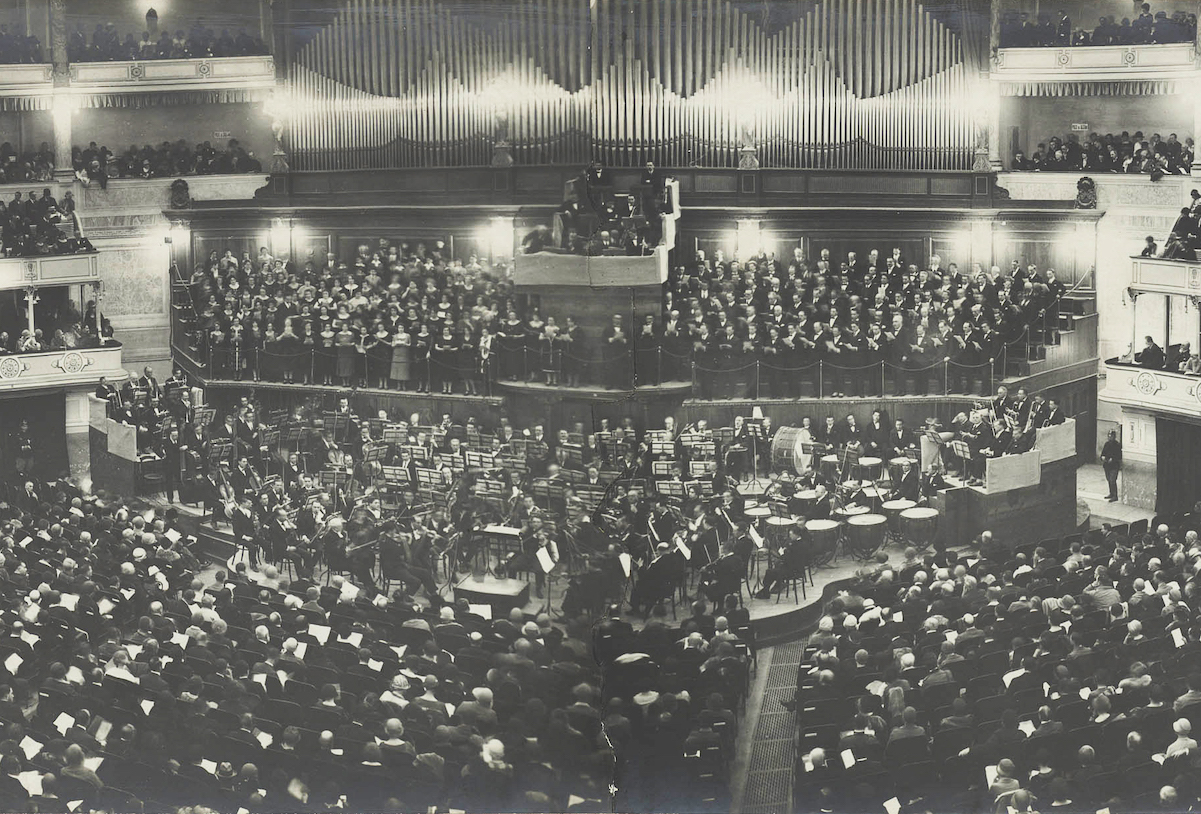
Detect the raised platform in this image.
<box><xmin>454</xmin><ymin>574</ymin><xmax>531</xmax><ymax>617</ymax></box>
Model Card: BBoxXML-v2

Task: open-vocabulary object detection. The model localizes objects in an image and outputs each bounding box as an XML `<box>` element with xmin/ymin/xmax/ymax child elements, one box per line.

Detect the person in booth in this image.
<box><xmin>1137</xmin><ymin>335</ymin><xmax>1165</xmax><ymax>369</ymax></box>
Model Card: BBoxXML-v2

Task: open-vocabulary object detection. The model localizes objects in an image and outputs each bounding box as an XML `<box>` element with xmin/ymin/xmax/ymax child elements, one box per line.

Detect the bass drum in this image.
<box><xmin>770</xmin><ymin>427</ymin><xmax>813</xmax><ymax>475</ymax></box>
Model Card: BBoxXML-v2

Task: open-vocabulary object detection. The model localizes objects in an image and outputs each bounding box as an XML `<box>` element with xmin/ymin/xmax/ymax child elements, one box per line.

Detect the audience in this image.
<box><xmin>74</xmin><ymin>139</ymin><xmax>263</xmax><ymax>190</ymax></box>
<box><xmin>1012</xmin><ymin>131</ymin><xmax>1194</xmax><ymax>175</ymax></box>
<box><xmin>0</xmin><ymin>461</ymin><xmax>621</xmax><ymax>811</ymax></box>
<box><xmin>0</xmin><ymin>189</ymin><xmax>94</xmax><ymax>258</ymax></box>
<box><xmin>1148</xmin><ymin>195</ymin><xmax>1201</xmax><ymax>262</ymax></box>
<box><xmin>999</xmin><ymin>5</ymin><xmax>1196</xmax><ymax>46</ymax></box>
<box><xmin>0</xmin><ymin>25</ymin><xmax>43</xmax><ymax>64</ymax></box>
<box><xmin>68</xmin><ymin>23</ymin><xmax>267</xmax><ymax>63</ymax></box>
<box><xmin>792</xmin><ymin>513</ymin><xmax>1201</xmax><ymax>813</ymax></box>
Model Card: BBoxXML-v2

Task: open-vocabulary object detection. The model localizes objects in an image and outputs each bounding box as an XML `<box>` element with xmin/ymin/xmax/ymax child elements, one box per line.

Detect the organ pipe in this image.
<box><xmin>288</xmin><ymin>0</ymin><xmax>973</xmax><ymax>171</ymax></box>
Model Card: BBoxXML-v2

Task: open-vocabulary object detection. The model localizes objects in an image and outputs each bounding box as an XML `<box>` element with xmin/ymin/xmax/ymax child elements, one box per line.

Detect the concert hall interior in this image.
<box><xmin>0</xmin><ymin>0</ymin><xmax>1200</xmax><ymax>812</ymax></box>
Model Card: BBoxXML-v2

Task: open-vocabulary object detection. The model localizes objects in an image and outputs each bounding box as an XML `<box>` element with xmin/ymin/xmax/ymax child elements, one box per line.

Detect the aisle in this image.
<box><xmin>732</xmin><ymin>639</ymin><xmax>805</xmax><ymax>814</ymax></box>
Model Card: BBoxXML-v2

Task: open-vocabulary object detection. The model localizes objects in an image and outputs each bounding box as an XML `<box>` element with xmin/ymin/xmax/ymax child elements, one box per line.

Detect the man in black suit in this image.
<box><xmin>889</xmin><ymin>418</ymin><xmax>915</xmax><ymax>459</ymax></box>
<box><xmin>231</xmin><ymin>496</ymin><xmax>259</xmax><ymax>568</ymax></box>
<box><xmin>1100</xmin><ymin>429</ymin><xmax>1122</xmax><ymax>502</ymax></box>
<box><xmin>161</xmin><ymin>426</ymin><xmax>183</xmax><ymax>504</ymax></box>
<box><xmin>1138</xmin><ymin>335</ymin><xmax>1165</xmax><ymax>369</ymax></box>
<box><xmin>990</xmin><ymin>385</ymin><xmax>1011</xmax><ymax>421</ymax></box>
<box><xmin>863</xmin><ymin>410</ymin><xmax>889</xmax><ymax>458</ymax></box>
<box><xmin>137</xmin><ymin>365</ymin><xmax>162</xmax><ymax>402</ymax></box>
<box><xmin>1040</xmin><ymin>398</ymin><xmax>1066</xmax><ymax>427</ymax></box>
<box><xmin>95</xmin><ymin>376</ymin><xmax>120</xmax><ymax>415</ymax></box>
<box><xmin>891</xmin><ymin>459</ymin><xmax>920</xmax><ymax>502</ymax></box>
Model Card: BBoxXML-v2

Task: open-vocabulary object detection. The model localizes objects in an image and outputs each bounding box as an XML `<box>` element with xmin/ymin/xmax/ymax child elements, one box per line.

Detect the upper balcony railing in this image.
<box><xmin>992</xmin><ymin>42</ymin><xmax>1200</xmax><ymax>81</ymax></box>
<box><xmin>1128</xmin><ymin>254</ymin><xmax>1201</xmax><ymax>297</ymax></box>
<box><xmin>0</xmin><ymin>252</ymin><xmax>98</xmax><ymax>291</ymax></box>
<box><xmin>0</xmin><ymin>55</ymin><xmax>276</xmax><ymax>100</ymax></box>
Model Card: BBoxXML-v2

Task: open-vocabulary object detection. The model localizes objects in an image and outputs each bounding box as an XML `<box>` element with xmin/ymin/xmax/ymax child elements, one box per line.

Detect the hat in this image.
<box><xmin>633</xmin><ymin>690</ymin><xmax>660</xmax><ymax>707</ymax></box>
<box><xmin>216</xmin><ymin>761</ymin><xmax>236</xmax><ymax>779</ymax></box>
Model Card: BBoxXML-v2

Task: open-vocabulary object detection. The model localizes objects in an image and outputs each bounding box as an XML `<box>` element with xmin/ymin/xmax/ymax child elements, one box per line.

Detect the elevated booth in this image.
<box><xmin>0</xmin><ymin>253</ymin><xmax>125</xmax><ymax>481</ymax></box>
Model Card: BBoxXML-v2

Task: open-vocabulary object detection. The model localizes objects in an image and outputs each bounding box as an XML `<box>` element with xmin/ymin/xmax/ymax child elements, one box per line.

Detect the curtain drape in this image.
<box><xmin>1155</xmin><ymin>417</ymin><xmax>1201</xmax><ymax>515</ymax></box>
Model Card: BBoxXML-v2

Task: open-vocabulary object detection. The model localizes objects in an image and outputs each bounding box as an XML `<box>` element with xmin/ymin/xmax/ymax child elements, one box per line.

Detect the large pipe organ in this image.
<box><xmin>286</xmin><ymin>0</ymin><xmax>982</xmax><ymax>171</ymax></box>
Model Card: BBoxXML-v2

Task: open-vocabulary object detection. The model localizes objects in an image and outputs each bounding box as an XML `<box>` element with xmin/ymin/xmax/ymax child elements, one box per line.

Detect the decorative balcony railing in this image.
<box><xmin>1101</xmin><ymin>359</ymin><xmax>1201</xmax><ymax>419</ymax></box>
<box><xmin>993</xmin><ymin>43</ymin><xmax>1200</xmax><ymax>82</ymax></box>
<box><xmin>0</xmin><ymin>253</ymin><xmax>98</xmax><ymax>291</ymax></box>
<box><xmin>0</xmin><ymin>56</ymin><xmax>275</xmax><ymax>102</ymax></box>
<box><xmin>0</xmin><ymin>343</ymin><xmax>124</xmax><ymax>392</ymax></box>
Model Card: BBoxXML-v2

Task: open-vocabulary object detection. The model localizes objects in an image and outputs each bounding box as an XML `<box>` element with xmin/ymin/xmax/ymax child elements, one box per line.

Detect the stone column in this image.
<box><xmin>49</xmin><ymin>0</ymin><xmax>73</xmax><ymax>181</ymax></box>
<box><xmin>988</xmin><ymin>85</ymin><xmax>1003</xmax><ymax>171</ymax></box>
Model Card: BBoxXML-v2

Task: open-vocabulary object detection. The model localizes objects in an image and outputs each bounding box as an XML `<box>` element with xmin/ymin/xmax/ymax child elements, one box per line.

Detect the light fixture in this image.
<box><xmin>736</xmin><ymin>220</ymin><xmax>761</xmax><ymax>260</ymax></box>
<box><xmin>477</xmin><ymin>217</ymin><xmax>513</xmax><ymax>261</ymax></box>
<box><xmin>270</xmin><ymin>218</ymin><xmax>292</xmax><ymax>254</ymax></box>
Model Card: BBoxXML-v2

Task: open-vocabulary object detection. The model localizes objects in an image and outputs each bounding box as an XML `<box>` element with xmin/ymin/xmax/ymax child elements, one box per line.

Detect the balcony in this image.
<box><xmin>512</xmin><ymin>247</ymin><xmax>670</xmax><ymax>287</ymax></box>
<box><xmin>0</xmin><ymin>64</ymin><xmax>53</xmax><ymax>99</ymax></box>
<box><xmin>996</xmin><ymin>172</ymin><xmax>1194</xmax><ymax>210</ymax></box>
<box><xmin>993</xmin><ymin>43</ymin><xmax>1200</xmax><ymax>82</ymax></box>
<box><xmin>1128</xmin><ymin>255</ymin><xmax>1201</xmax><ymax>297</ymax></box>
<box><xmin>69</xmin><ymin>55</ymin><xmax>276</xmax><ymax>94</ymax></box>
<box><xmin>1101</xmin><ymin>358</ymin><xmax>1201</xmax><ymax>419</ymax></box>
<box><xmin>0</xmin><ymin>56</ymin><xmax>275</xmax><ymax>102</ymax></box>
<box><xmin>0</xmin><ymin>253</ymin><xmax>99</xmax><ymax>290</ymax></box>
<box><xmin>0</xmin><ymin>343</ymin><xmax>124</xmax><ymax>392</ymax></box>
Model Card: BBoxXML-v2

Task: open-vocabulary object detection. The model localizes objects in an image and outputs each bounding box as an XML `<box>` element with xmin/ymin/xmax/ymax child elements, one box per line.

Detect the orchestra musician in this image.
<box><xmin>890</xmin><ymin>459</ymin><xmax>920</xmax><ymax>502</ymax></box>
<box><xmin>754</xmin><ymin>528</ymin><xmax>808</xmax><ymax>599</ymax></box>
<box><xmin>628</xmin><ymin>541</ymin><xmax>686</xmax><ymax>618</ymax></box>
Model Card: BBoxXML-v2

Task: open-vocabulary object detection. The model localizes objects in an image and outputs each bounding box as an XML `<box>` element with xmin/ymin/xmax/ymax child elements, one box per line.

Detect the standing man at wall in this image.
<box><xmin>1101</xmin><ymin>429</ymin><xmax>1122</xmax><ymax>502</ymax></box>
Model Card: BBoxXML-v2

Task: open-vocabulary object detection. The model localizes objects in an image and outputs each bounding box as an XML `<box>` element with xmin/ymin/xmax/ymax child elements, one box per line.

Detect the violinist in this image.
<box><xmin>688</xmin><ymin>511</ymin><xmax>720</xmax><ymax>569</ymax></box>
<box><xmin>264</xmin><ymin>505</ymin><xmax>295</xmax><ymax>565</ymax></box>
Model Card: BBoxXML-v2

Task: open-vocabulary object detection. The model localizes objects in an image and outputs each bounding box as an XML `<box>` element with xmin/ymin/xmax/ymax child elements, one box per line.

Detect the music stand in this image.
<box><xmin>743</xmin><ymin>417</ymin><xmax>769</xmax><ymax>488</ymax></box>
<box><xmin>382</xmin><ymin>424</ymin><xmax>408</xmax><ymax>446</ymax></box>
<box><xmin>651</xmin><ymin>461</ymin><xmax>675</xmax><ymax>478</ymax></box>
<box><xmin>282</xmin><ymin>425</ymin><xmax>306</xmax><ymax>456</ymax></box>
<box><xmin>363</xmin><ymin>444</ymin><xmax>387</xmax><ymax>464</ymax></box>
<box><xmin>947</xmin><ymin>439</ymin><xmax>972</xmax><ymax>481</ymax></box>
<box><xmin>464</xmin><ymin>450</ymin><xmax>495</xmax><ymax>471</ymax></box>
<box><xmin>322</xmin><ymin>412</ymin><xmax>344</xmax><ymax>440</ymax></box>
<box><xmin>194</xmin><ymin>408</ymin><xmax>216</xmax><ymax>429</ymax></box>
<box><xmin>657</xmin><ymin>480</ymin><xmax>686</xmax><ymax>499</ymax></box>
<box><xmin>559</xmin><ymin>443</ymin><xmax>584</xmax><ymax>469</ymax></box>
<box><xmin>650</xmin><ymin>441</ymin><xmax>674</xmax><ymax>457</ymax></box>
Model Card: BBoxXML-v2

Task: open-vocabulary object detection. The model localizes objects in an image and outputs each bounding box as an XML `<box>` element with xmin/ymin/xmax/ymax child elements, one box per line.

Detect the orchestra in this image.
<box><xmin>122</xmin><ymin>376</ymin><xmax>1066</xmax><ymax>615</ymax></box>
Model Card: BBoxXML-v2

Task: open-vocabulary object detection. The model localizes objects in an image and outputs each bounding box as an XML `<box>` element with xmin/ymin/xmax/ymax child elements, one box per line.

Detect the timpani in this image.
<box><xmin>900</xmin><ymin>506</ymin><xmax>940</xmax><ymax>551</ymax></box>
<box><xmin>881</xmin><ymin>499</ymin><xmax>916</xmax><ymax>540</ymax></box>
<box><xmin>845</xmin><ymin>513</ymin><xmax>887</xmax><ymax>560</ymax></box>
<box><xmin>794</xmin><ymin>489</ymin><xmax>819</xmax><ymax>515</ymax></box>
<box><xmin>819</xmin><ymin>454</ymin><xmax>841</xmax><ymax>482</ymax></box>
<box><xmin>855</xmin><ymin>456</ymin><xmax>884</xmax><ymax>483</ymax></box>
<box><xmin>805</xmin><ymin>518</ymin><xmax>841</xmax><ymax>567</ymax></box>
